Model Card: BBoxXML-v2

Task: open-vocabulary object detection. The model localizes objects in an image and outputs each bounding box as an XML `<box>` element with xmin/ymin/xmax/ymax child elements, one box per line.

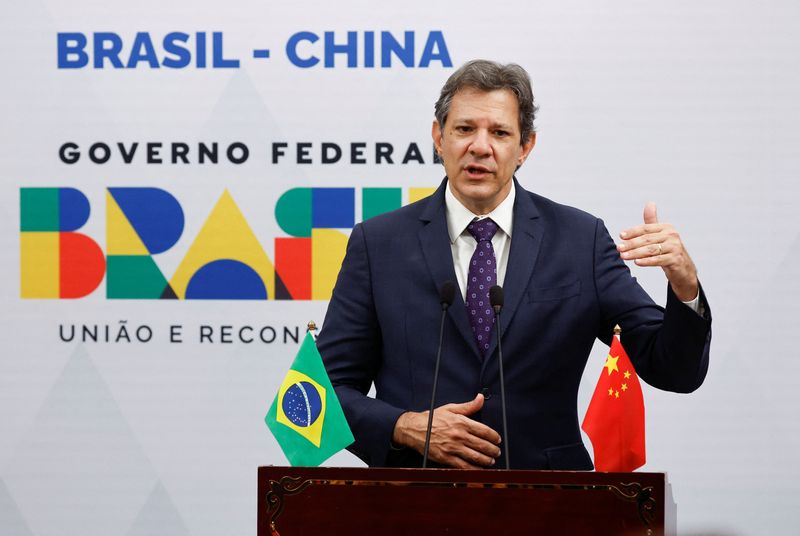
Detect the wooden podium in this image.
<box><xmin>258</xmin><ymin>466</ymin><xmax>675</xmax><ymax>535</ymax></box>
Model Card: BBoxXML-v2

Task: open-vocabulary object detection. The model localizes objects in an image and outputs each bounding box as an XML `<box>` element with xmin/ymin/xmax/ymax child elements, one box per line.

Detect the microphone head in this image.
<box><xmin>439</xmin><ymin>281</ymin><xmax>456</xmax><ymax>309</ymax></box>
<box><xmin>489</xmin><ymin>285</ymin><xmax>504</xmax><ymax>312</ymax></box>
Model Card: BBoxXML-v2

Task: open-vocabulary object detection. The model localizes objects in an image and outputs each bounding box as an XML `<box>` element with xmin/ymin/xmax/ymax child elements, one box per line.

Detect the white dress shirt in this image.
<box><xmin>445</xmin><ymin>182</ymin><xmax>515</xmax><ymax>301</ymax></box>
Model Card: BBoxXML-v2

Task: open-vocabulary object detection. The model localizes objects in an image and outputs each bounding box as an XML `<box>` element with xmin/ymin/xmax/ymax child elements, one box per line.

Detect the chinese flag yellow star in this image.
<box><xmin>624</xmin><ymin>370</ymin><xmax>631</xmax><ymax>379</ymax></box>
<box><xmin>622</xmin><ymin>383</ymin><xmax>628</xmax><ymax>391</ymax></box>
<box><xmin>604</xmin><ymin>354</ymin><xmax>619</xmax><ymax>376</ymax></box>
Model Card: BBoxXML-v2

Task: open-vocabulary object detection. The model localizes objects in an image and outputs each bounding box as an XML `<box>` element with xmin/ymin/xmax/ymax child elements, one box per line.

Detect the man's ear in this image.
<box><xmin>431</xmin><ymin>120</ymin><xmax>443</xmax><ymax>155</ymax></box>
<box><xmin>518</xmin><ymin>132</ymin><xmax>536</xmax><ymax>166</ymax></box>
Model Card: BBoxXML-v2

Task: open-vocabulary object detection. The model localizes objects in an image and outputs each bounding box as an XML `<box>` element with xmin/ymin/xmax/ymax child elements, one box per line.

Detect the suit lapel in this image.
<box><xmin>418</xmin><ymin>180</ymin><xmax>482</xmax><ymax>361</ymax></box>
<box><xmin>483</xmin><ymin>180</ymin><xmax>542</xmax><ymax>361</ymax></box>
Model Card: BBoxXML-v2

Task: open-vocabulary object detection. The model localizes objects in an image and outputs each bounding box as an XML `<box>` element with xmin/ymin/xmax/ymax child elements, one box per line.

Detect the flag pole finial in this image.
<box><xmin>613</xmin><ymin>324</ymin><xmax>621</xmax><ymax>336</ymax></box>
<box><xmin>307</xmin><ymin>320</ymin><xmax>318</xmax><ymax>333</ymax></box>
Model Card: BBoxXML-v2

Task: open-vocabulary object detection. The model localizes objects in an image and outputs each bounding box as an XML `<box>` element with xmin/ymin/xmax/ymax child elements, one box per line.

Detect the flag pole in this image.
<box><xmin>613</xmin><ymin>323</ymin><xmax>621</xmax><ymax>341</ymax></box>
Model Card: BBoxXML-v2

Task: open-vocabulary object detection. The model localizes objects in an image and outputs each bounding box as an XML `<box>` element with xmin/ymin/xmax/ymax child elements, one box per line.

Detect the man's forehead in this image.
<box><xmin>447</xmin><ymin>88</ymin><xmax>520</xmax><ymax>126</ymax></box>
<box><xmin>451</xmin><ymin>86</ymin><xmax>518</xmax><ymax>104</ymax></box>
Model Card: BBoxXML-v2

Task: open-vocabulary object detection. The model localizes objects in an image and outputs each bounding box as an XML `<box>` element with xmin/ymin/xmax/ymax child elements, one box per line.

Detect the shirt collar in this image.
<box><xmin>444</xmin><ymin>179</ymin><xmax>515</xmax><ymax>244</ymax></box>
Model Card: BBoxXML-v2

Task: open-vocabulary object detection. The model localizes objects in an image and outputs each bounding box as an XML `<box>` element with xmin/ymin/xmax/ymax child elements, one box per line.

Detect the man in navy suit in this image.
<box><xmin>317</xmin><ymin>60</ymin><xmax>710</xmax><ymax>470</ymax></box>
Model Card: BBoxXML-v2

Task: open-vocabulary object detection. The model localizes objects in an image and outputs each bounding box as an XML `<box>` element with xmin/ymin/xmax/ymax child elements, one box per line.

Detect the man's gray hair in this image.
<box><xmin>434</xmin><ymin>59</ymin><xmax>537</xmax><ymax>145</ymax></box>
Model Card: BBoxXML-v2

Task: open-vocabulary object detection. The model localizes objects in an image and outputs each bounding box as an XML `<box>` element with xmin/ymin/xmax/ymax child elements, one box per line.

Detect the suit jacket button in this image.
<box><xmin>481</xmin><ymin>387</ymin><xmax>492</xmax><ymax>400</ymax></box>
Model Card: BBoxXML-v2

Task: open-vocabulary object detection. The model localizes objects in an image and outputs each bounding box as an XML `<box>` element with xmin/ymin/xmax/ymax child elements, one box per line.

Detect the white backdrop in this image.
<box><xmin>2</xmin><ymin>1</ymin><xmax>799</xmax><ymax>534</ymax></box>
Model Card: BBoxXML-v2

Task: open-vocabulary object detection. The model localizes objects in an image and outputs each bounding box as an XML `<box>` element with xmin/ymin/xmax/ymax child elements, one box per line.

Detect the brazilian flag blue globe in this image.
<box><xmin>265</xmin><ymin>332</ymin><xmax>354</xmax><ymax>466</ymax></box>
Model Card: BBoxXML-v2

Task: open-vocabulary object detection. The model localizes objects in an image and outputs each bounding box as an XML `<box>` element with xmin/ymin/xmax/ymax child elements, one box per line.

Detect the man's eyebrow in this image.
<box><xmin>450</xmin><ymin>117</ymin><xmax>516</xmax><ymax>130</ymax></box>
<box><xmin>491</xmin><ymin>122</ymin><xmax>515</xmax><ymax>130</ymax></box>
<box><xmin>483</xmin><ymin>120</ymin><xmax>517</xmax><ymax>131</ymax></box>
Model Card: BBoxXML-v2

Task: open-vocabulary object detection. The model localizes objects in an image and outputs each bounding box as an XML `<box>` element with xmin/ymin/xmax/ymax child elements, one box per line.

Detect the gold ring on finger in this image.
<box><xmin>657</xmin><ymin>243</ymin><xmax>663</xmax><ymax>255</ymax></box>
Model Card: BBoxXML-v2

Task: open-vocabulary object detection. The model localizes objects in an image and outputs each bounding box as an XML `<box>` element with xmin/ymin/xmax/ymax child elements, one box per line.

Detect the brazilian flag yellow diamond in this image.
<box><xmin>276</xmin><ymin>370</ymin><xmax>327</xmax><ymax>447</ymax></box>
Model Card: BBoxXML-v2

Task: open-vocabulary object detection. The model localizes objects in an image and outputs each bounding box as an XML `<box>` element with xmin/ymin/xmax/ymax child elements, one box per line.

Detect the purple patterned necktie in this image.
<box><xmin>465</xmin><ymin>218</ymin><xmax>499</xmax><ymax>357</ymax></box>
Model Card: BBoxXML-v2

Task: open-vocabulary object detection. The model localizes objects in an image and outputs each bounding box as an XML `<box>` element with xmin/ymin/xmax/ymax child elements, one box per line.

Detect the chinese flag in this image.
<box><xmin>582</xmin><ymin>333</ymin><xmax>646</xmax><ymax>472</ymax></box>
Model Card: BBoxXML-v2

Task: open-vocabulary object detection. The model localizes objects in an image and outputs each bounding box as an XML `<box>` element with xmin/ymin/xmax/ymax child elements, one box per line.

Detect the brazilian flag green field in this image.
<box><xmin>265</xmin><ymin>332</ymin><xmax>354</xmax><ymax>466</ymax></box>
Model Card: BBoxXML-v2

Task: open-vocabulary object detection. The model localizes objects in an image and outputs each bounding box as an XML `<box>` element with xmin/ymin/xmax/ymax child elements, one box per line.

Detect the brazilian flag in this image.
<box><xmin>265</xmin><ymin>332</ymin><xmax>354</xmax><ymax>466</ymax></box>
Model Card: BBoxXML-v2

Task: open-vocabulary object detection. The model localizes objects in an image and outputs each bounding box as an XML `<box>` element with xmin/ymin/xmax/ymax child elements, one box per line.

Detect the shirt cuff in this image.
<box><xmin>681</xmin><ymin>292</ymin><xmax>701</xmax><ymax>315</ymax></box>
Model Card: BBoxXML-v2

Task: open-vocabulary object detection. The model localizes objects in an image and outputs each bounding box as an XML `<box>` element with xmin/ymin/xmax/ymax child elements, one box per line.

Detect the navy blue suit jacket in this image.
<box><xmin>317</xmin><ymin>179</ymin><xmax>711</xmax><ymax>470</ymax></box>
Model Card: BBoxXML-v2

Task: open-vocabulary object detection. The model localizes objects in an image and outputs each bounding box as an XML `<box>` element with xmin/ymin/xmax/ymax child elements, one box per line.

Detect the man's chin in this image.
<box><xmin>457</xmin><ymin>187</ymin><xmax>505</xmax><ymax>213</ymax></box>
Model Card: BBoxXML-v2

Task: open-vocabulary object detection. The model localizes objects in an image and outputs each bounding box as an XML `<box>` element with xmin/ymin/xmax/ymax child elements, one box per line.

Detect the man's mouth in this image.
<box><xmin>464</xmin><ymin>164</ymin><xmax>492</xmax><ymax>178</ymax></box>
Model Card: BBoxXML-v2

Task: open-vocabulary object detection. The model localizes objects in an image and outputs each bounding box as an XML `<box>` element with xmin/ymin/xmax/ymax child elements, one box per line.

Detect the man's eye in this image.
<box><xmin>495</xmin><ymin>130</ymin><xmax>510</xmax><ymax>137</ymax></box>
<box><xmin>455</xmin><ymin>126</ymin><xmax>472</xmax><ymax>133</ymax></box>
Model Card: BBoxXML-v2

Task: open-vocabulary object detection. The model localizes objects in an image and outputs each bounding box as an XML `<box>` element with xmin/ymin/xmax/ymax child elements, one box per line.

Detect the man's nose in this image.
<box><xmin>468</xmin><ymin>130</ymin><xmax>491</xmax><ymax>156</ymax></box>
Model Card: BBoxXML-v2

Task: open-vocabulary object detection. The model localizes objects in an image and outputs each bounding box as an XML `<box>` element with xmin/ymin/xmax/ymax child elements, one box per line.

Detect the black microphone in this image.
<box><xmin>439</xmin><ymin>281</ymin><xmax>456</xmax><ymax>312</ymax></box>
<box><xmin>489</xmin><ymin>285</ymin><xmax>510</xmax><ymax>469</ymax></box>
<box><xmin>489</xmin><ymin>285</ymin><xmax>504</xmax><ymax>313</ymax></box>
<box><xmin>422</xmin><ymin>281</ymin><xmax>456</xmax><ymax>468</ymax></box>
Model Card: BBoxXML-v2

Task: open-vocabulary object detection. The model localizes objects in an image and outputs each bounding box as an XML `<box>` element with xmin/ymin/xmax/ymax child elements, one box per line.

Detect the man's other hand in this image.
<box><xmin>392</xmin><ymin>393</ymin><xmax>502</xmax><ymax>469</ymax></box>
<box><xmin>617</xmin><ymin>202</ymin><xmax>699</xmax><ymax>302</ymax></box>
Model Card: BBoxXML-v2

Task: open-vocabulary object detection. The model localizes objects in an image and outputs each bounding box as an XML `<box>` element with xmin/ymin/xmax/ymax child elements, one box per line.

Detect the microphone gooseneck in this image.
<box><xmin>422</xmin><ymin>281</ymin><xmax>456</xmax><ymax>468</ymax></box>
<box><xmin>489</xmin><ymin>285</ymin><xmax>510</xmax><ymax>470</ymax></box>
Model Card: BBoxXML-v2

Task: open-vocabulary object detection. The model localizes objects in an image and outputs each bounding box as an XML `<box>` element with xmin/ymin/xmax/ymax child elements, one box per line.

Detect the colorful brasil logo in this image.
<box><xmin>20</xmin><ymin>186</ymin><xmax>434</xmax><ymax>300</ymax></box>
